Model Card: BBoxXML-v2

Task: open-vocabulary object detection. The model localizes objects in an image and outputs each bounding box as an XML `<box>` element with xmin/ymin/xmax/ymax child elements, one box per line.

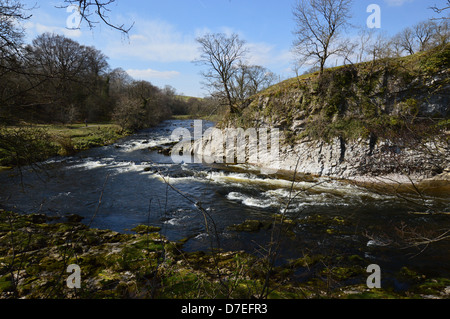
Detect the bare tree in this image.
<box><xmin>0</xmin><ymin>0</ymin><xmax>31</xmax><ymax>57</ymax></box>
<box><xmin>389</xmin><ymin>35</ymin><xmax>407</xmax><ymax>58</ymax></box>
<box><xmin>0</xmin><ymin>1</ymin><xmax>35</xmax><ymax>123</ymax></box>
<box><xmin>367</xmin><ymin>32</ymin><xmax>393</xmax><ymax>61</ymax></box>
<box><xmin>393</xmin><ymin>27</ymin><xmax>417</xmax><ymax>55</ymax></box>
<box><xmin>430</xmin><ymin>0</ymin><xmax>450</xmax><ymax>18</ymax></box>
<box><xmin>230</xmin><ymin>64</ymin><xmax>276</xmax><ymax>103</ymax></box>
<box><xmin>413</xmin><ymin>21</ymin><xmax>436</xmax><ymax>52</ymax></box>
<box><xmin>108</xmin><ymin>67</ymin><xmax>133</xmax><ymax>95</ymax></box>
<box><xmin>432</xmin><ymin>18</ymin><xmax>450</xmax><ymax>46</ymax></box>
<box><xmin>0</xmin><ymin>0</ymin><xmax>35</xmax><ymax>70</ymax></box>
<box><xmin>356</xmin><ymin>28</ymin><xmax>375</xmax><ymax>63</ymax></box>
<box><xmin>391</xmin><ymin>19</ymin><xmax>448</xmax><ymax>57</ymax></box>
<box><xmin>59</xmin><ymin>0</ymin><xmax>134</xmax><ymax>33</ymax></box>
<box><xmin>245</xmin><ymin>65</ymin><xmax>277</xmax><ymax>96</ymax></box>
<box><xmin>23</xmin><ymin>33</ymin><xmax>110</xmax><ymax>123</ymax></box>
<box><xmin>340</xmin><ymin>39</ymin><xmax>359</xmax><ymax>65</ymax></box>
<box><xmin>26</xmin><ymin>33</ymin><xmax>108</xmax><ymax>80</ymax></box>
<box><xmin>195</xmin><ymin>33</ymin><xmax>247</xmax><ymax>113</ymax></box>
<box><xmin>292</xmin><ymin>0</ymin><xmax>353</xmax><ymax>76</ymax></box>
<box><xmin>112</xmin><ymin>80</ymin><xmax>173</xmax><ymax>131</ymax></box>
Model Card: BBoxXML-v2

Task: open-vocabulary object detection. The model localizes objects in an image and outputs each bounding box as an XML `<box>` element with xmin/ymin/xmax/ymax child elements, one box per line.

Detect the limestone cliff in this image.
<box><xmin>181</xmin><ymin>45</ymin><xmax>450</xmax><ymax>182</ymax></box>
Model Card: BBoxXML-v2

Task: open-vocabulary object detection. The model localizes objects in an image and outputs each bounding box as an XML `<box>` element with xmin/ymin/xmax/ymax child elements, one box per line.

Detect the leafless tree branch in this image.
<box><xmin>58</xmin><ymin>0</ymin><xmax>134</xmax><ymax>33</ymax></box>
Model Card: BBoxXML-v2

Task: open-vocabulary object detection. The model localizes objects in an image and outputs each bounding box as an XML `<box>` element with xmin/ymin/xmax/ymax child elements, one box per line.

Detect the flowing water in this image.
<box><xmin>1</xmin><ymin>120</ymin><xmax>449</xmax><ymax>290</ymax></box>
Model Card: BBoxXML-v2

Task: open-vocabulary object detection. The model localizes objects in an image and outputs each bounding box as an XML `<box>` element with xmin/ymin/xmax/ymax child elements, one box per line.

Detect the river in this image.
<box><xmin>0</xmin><ymin>119</ymin><xmax>449</xmax><ymax>291</ymax></box>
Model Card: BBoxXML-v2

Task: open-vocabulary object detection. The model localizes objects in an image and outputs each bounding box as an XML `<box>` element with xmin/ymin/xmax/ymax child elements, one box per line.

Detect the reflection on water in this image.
<box><xmin>0</xmin><ymin>120</ymin><xmax>449</xmax><ymax>288</ymax></box>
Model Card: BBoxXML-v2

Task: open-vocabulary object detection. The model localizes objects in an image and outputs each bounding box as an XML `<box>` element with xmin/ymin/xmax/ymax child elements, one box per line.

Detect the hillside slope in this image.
<box><xmin>234</xmin><ymin>44</ymin><xmax>449</xmax><ymax>139</ymax></box>
<box><xmin>187</xmin><ymin>45</ymin><xmax>450</xmax><ymax>182</ymax></box>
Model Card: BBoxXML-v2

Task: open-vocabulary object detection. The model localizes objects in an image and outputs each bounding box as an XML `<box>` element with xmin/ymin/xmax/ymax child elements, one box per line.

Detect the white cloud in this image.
<box><xmin>384</xmin><ymin>0</ymin><xmax>414</xmax><ymax>6</ymax></box>
<box><xmin>107</xmin><ymin>19</ymin><xmax>199</xmax><ymax>63</ymax></box>
<box><xmin>106</xmin><ymin>19</ymin><xmax>294</xmax><ymax>70</ymax></box>
<box><xmin>244</xmin><ymin>42</ymin><xmax>295</xmax><ymax>75</ymax></box>
<box><xmin>126</xmin><ymin>68</ymin><xmax>181</xmax><ymax>80</ymax></box>
<box><xmin>23</xmin><ymin>21</ymin><xmax>82</xmax><ymax>38</ymax></box>
<box><xmin>245</xmin><ymin>42</ymin><xmax>276</xmax><ymax>65</ymax></box>
<box><xmin>105</xmin><ymin>17</ymin><xmax>295</xmax><ymax>81</ymax></box>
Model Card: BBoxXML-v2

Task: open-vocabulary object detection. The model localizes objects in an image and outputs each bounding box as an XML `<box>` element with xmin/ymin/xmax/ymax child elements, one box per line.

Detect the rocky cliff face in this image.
<box><xmin>178</xmin><ymin>129</ymin><xmax>449</xmax><ymax>182</ymax></box>
<box><xmin>179</xmin><ymin>45</ymin><xmax>450</xmax><ymax>182</ymax></box>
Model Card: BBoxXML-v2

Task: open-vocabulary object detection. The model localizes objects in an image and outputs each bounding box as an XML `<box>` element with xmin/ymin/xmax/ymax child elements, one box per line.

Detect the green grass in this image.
<box><xmin>62</xmin><ymin>124</ymin><xmax>126</xmax><ymax>150</ymax></box>
<box><xmin>44</xmin><ymin>123</ymin><xmax>128</xmax><ymax>152</ymax></box>
<box><xmin>0</xmin><ymin>123</ymin><xmax>130</xmax><ymax>167</ymax></box>
<box><xmin>36</xmin><ymin>123</ymin><xmax>123</xmax><ymax>138</ymax></box>
<box><xmin>175</xmin><ymin>95</ymin><xmax>203</xmax><ymax>102</ymax></box>
<box><xmin>1</xmin><ymin>211</ymin><xmax>448</xmax><ymax>299</ymax></box>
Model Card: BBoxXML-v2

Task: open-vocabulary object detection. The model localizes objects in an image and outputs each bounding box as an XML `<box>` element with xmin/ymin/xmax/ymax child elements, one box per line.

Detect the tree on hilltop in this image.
<box><xmin>292</xmin><ymin>0</ymin><xmax>353</xmax><ymax>76</ymax></box>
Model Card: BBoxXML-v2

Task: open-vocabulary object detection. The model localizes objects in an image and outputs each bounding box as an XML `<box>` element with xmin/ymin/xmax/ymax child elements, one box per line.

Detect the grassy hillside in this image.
<box><xmin>226</xmin><ymin>44</ymin><xmax>450</xmax><ymax>144</ymax></box>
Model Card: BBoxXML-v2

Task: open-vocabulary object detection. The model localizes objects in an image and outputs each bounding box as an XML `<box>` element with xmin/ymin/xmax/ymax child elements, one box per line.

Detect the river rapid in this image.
<box><xmin>1</xmin><ymin>120</ymin><xmax>449</xmax><ymax>291</ymax></box>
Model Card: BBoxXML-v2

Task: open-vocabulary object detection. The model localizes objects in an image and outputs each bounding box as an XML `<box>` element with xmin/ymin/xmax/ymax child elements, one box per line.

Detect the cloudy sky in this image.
<box><xmin>19</xmin><ymin>0</ymin><xmax>449</xmax><ymax>97</ymax></box>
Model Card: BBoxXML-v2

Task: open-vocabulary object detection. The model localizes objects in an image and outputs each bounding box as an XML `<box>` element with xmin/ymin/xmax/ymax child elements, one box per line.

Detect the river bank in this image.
<box><xmin>174</xmin><ymin>128</ymin><xmax>450</xmax><ymax>192</ymax></box>
<box><xmin>1</xmin><ymin>210</ymin><xmax>449</xmax><ymax>299</ymax></box>
<box><xmin>191</xmin><ymin>44</ymin><xmax>450</xmax><ymax>187</ymax></box>
<box><xmin>0</xmin><ymin>123</ymin><xmax>131</xmax><ymax>171</ymax></box>
<box><xmin>0</xmin><ymin>119</ymin><xmax>448</xmax><ymax>300</ymax></box>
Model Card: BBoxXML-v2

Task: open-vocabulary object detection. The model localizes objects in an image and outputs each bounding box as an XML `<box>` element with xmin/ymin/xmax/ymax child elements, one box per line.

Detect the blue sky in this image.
<box><xmin>20</xmin><ymin>0</ymin><xmax>449</xmax><ymax>97</ymax></box>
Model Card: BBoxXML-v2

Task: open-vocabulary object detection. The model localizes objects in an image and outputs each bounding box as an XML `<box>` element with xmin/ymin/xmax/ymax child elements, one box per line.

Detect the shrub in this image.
<box><xmin>0</xmin><ymin>126</ymin><xmax>57</xmax><ymax>167</ymax></box>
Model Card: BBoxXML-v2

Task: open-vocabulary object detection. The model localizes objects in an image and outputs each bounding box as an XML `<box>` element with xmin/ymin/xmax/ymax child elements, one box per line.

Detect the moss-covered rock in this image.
<box><xmin>1</xmin><ymin>211</ymin><xmax>448</xmax><ymax>299</ymax></box>
<box><xmin>131</xmin><ymin>225</ymin><xmax>162</xmax><ymax>234</ymax></box>
<box><xmin>228</xmin><ymin>220</ymin><xmax>266</xmax><ymax>232</ymax></box>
